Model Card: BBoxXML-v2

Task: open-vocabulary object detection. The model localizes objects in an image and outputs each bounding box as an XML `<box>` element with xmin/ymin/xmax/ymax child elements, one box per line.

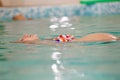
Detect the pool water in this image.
<box><xmin>0</xmin><ymin>15</ymin><xmax>120</xmax><ymax>80</ymax></box>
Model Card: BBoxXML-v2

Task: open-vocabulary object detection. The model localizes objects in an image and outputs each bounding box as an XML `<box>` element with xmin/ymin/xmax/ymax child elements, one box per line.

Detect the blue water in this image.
<box><xmin>0</xmin><ymin>15</ymin><xmax>120</xmax><ymax>80</ymax></box>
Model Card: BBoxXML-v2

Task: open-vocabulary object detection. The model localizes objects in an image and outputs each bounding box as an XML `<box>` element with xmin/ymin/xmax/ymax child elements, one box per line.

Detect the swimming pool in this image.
<box><xmin>0</xmin><ymin>15</ymin><xmax>120</xmax><ymax>80</ymax></box>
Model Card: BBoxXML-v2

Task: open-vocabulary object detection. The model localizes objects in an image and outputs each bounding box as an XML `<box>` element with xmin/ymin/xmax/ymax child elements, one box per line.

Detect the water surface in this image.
<box><xmin>0</xmin><ymin>15</ymin><xmax>120</xmax><ymax>80</ymax></box>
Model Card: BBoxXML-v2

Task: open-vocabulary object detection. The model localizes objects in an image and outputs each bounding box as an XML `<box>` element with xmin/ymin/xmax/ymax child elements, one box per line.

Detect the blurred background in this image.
<box><xmin>0</xmin><ymin>0</ymin><xmax>120</xmax><ymax>21</ymax></box>
<box><xmin>0</xmin><ymin>0</ymin><xmax>119</xmax><ymax>7</ymax></box>
<box><xmin>0</xmin><ymin>0</ymin><xmax>80</xmax><ymax>7</ymax></box>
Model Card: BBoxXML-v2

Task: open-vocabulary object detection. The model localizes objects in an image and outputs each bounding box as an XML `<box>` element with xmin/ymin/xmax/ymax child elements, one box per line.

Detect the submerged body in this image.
<box><xmin>14</xmin><ymin>33</ymin><xmax>119</xmax><ymax>44</ymax></box>
<box><xmin>73</xmin><ymin>33</ymin><xmax>118</xmax><ymax>42</ymax></box>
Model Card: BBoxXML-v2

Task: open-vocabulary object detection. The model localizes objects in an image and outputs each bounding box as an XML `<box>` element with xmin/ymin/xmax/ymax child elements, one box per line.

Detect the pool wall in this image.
<box><xmin>0</xmin><ymin>2</ymin><xmax>120</xmax><ymax>21</ymax></box>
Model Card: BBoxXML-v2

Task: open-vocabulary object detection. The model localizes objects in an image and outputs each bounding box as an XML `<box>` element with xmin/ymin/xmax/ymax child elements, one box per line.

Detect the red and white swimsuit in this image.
<box><xmin>53</xmin><ymin>34</ymin><xmax>75</xmax><ymax>42</ymax></box>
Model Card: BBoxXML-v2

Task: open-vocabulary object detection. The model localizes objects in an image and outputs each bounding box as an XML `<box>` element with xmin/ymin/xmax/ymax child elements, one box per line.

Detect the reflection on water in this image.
<box><xmin>0</xmin><ymin>55</ymin><xmax>7</xmax><ymax>61</ymax></box>
<box><xmin>0</xmin><ymin>24</ymin><xmax>5</xmax><ymax>35</ymax></box>
<box><xmin>51</xmin><ymin>51</ymin><xmax>64</xmax><ymax>80</ymax></box>
<box><xmin>0</xmin><ymin>41</ymin><xmax>8</xmax><ymax>61</ymax></box>
<box><xmin>50</xmin><ymin>46</ymin><xmax>90</xmax><ymax>80</ymax></box>
<box><xmin>49</xmin><ymin>16</ymin><xmax>74</xmax><ymax>31</ymax></box>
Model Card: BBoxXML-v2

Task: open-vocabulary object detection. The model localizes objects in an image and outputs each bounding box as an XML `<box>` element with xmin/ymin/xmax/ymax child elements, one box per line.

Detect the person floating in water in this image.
<box><xmin>14</xmin><ymin>33</ymin><xmax>119</xmax><ymax>44</ymax></box>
